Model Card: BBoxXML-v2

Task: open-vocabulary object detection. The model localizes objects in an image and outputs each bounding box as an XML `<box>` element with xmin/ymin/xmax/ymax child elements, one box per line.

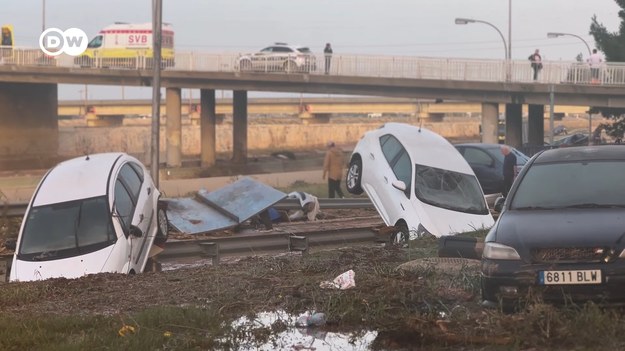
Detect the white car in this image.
<box><xmin>346</xmin><ymin>123</ymin><xmax>494</xmax><ymax>241</ymax></box>
<box><xmin>9</xmin><ymin>153</ymin><xmax>168</xmax><ymax>282</ymax></box>
<box><xmin>237</xmin><ymin>43</ymin><xmax>317</xmax><ymax>73</ymax></box>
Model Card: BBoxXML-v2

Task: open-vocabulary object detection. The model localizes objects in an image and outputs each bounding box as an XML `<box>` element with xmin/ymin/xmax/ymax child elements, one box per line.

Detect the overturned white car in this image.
<box><xmin>346</xmin><ymin>123</ymin><xmax>494</xmax><ymax>241</ymax></box>
<box><xmin>10</xmin><ymin>153</ymin><xmax>167</xmax><ymax>282</ymax></box>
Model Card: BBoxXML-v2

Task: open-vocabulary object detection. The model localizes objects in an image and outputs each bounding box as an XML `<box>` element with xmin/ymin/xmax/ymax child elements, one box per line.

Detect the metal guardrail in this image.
<box><xmin>1</xmin><ymin>46</ymin><xmax>624</xmax><ymax>86</ymax></box>
<box><xmin>1</xmin><ymin>197</ymin><xmax>373</xmax><ymax>218</ymax></box>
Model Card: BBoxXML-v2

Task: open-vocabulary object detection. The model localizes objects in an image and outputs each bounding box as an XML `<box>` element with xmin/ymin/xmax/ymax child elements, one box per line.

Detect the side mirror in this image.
<box><xmin>4</xmin><ymin>238</ymin><xmax>16</xmax><ymax>251</ymax></box>
<box><xmin>494</xmin><ymin>196</ymin><xmax>505</xmax><ymax>213</ymax></box>
<box><xmin>392</xmin><ymin>180</ymin><xmax>407</xmax><ymax>192</ymax></box>
<box><xmin>129</xmin><ymin>225</ymin><xmax>143</xmax><ymax>238</ymax></box>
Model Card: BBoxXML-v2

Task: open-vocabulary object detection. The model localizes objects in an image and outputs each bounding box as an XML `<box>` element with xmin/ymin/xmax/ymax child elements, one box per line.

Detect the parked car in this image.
<box><xmin>454</xmin><ymin>143</ymin><xmax>530</xmax><ymax>204</ymax></box>
<box><xmin>552</xmin><ymin>133</ymin><xmax>589</xmax><ymax>148</ymax></box>
<box><xmin>345</xmin><ymin>123</ymin><xmax>494</xmax><ymax>242</ymax></box>
<box><xmin>9</xmin><ymin>153</ymin><xmax>168</xmax><ymax>282</ymax></box>
<box><xmin>482</xmin><ymin>146</ymin><xmax>625</xmax><ymax>311</ymax></box>
<box><xmin>237</xmin><ymin>43</ymin><xmax>317</xmax><ymax>73</ymax></box>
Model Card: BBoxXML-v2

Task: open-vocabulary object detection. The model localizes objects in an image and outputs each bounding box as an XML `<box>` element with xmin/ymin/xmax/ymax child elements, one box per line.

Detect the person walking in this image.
<box><xmin>587</xmin><ymin>49</ymin><xmax>604</xmax><ymax>84</ymax></box>
<box><xmin>528</xmin><ymin>49</ymin><xmax>542</xmax><ymax>81</ymax></box>
<box><xmin>322</xmin><ymin>141</ymin><xmax>345</xmax><ymax>198</ymax></box>
<box><xmin>501</xmin><ymin>145</ymin><xmax>517</xmax><ymax>198</ymax></box>
<box><xmin>323</xmin><ymin>43</ymin><xmax>333</xmax><ymax>75</ymax></box>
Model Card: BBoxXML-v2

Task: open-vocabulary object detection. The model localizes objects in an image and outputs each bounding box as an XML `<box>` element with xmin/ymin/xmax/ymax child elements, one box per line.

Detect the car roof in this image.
<box><xmin>534</xmin><ymin>145</ymin><xmax>625</xmax><ymax>164</ymax></box>
<box><xmin>455</xmin><ymin>143</ymin><xmax>508</xmax><ymax>150</ymax></box>
<box><xmin>33</xmin><ymin>153</ymin><xmax>125</xmax><ymax>206</ymax></box>
<box><xmin>376</xmin><ymin>123</ymin><xmax>473</xmax><ymax>173</ymax></box>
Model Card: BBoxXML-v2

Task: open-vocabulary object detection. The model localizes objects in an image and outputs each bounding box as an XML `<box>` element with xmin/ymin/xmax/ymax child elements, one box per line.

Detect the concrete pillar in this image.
<box><xmin>166</xmin><ymin>87</ymin><xmax>182</xmax><ymax>167</ymax></box>
<box><xmin>0</xmin><ymin>83</ymin><xmax>58</xmax><ymax>169</ymax></box>
<box><xmin>505</xmin><ymin>103</ymin><xmax>523</xmax><ymax>148</ymax></box>
<box><xmin>527</xmin><ymin>104</ymin><xmax>545</xmax><ymax>146</ymax></box>
<box><xmin>481</xmin><ymin>103</ymin><xmax>499</xmax><ymax>144</ymax></box>
<box><xmin>232</xmin><ymin>90</ymin><xmax>248</xmax><ymax>163</ymax></box>
<box><xmin>200</xmin><ymin>89</ymin><xmax>216</xmax><ymax>167</ymax></box>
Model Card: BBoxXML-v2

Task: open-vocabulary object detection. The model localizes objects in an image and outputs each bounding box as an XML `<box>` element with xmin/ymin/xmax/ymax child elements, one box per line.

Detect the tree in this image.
<box><xmin>588</xmin><ymin>0</ymin><xmax>625</xmax><ymax>141</ymax></box>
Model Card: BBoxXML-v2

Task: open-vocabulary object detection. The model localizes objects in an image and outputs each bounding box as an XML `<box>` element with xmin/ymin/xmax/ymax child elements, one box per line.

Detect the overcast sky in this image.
<box><xmin>3</xmin><ymin>0</ymin><xmax>622</xmax><ymax>100</ymax></box>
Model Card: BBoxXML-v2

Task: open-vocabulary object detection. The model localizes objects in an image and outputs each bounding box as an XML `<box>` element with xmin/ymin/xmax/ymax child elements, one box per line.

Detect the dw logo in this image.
<box><xmin>39</xmin><ymin>28</ymin><xmax>88</xmax><ymax>56</ymax></box>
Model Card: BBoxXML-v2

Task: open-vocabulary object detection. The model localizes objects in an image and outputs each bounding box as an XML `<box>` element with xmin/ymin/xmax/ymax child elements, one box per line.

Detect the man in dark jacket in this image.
<box><xmin>323</xmin><ymin>43</ymin><xmax>333</xmax><ymax>74</ymax></box>
<box><xmin>501</xmin><ymin>145</ymin><xmax>517</xmax><ymax>197</ymax></box>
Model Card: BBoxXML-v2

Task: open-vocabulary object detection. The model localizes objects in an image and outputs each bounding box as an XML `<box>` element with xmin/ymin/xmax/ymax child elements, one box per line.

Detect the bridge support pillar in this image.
<box><xmin>299</xmin><ymin>112</ymin><xmax>330</xmax><ymax>124</ymax></box>
<box><xmin>527</xmin><ymin>104</ymin><xmax>545</xmax><ymax>146</ymax></box>
<box><xmin>200</xmin><ymin>89</ymin><xmax>216</xmax><ymax>167</ymax></box>
<box><xmin>233</xmin><ymin>90</ymin><xmax>248</xmax><ymax>163</ymax></box>
<box><xmin>166</xmin><ymin>87</ymin><xmax>182</xmax><ymax>168</ymax></box>
<box><xmin>481</xmin><ymin>103</ymin><xmax>499</xmax><ymax>144</ymax></box>
<box><xmin>505</xmin><ymin>103</ymin><xmax>523</xmax><ymax>148</ymax></box>
<box><xmin>0</xmin><ymin>82</ymin><xmax>58</xmax><ymax>169</ymax></box>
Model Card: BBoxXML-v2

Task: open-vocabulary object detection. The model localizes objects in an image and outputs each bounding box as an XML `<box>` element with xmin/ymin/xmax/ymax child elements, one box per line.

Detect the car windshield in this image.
<box><xmin>414</xmin><ymin>164</ymin><xmax>489</xmax><ymax>214</ymax></box>
<box><xmin>511</xmin><ymin>160</ymin><xmax>625</xmax><ymax>210</ymax></box>
<box><xmin>18</xmin><ymin>196</ymin><xmax>117</xmax><ymax>261</ymax></box>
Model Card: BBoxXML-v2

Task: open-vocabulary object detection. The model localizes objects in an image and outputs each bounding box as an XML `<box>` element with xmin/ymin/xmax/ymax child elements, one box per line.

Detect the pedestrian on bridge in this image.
<box><xmin>323</xmin><ymin>141</ymin><xmax>345</xmax><ymax>198</ymax></box>
<box><xmin>324</xmin><ymin>43</ymin><xmax>333</xmax><ymax>74</ymax></box>
<box><xmin>528</xmin><ymin>49</ymin><xmax>542</xmax><ymax>81</ymax></box>
<box><xmin>587</xmin><ymin>49</ymin><xmax>604</xmax><ymax>84</ymax></box>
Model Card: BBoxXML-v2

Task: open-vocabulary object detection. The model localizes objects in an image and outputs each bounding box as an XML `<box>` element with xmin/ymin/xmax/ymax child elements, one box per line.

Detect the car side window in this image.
<box><xmin>273</xmin><ymin>47</ymin><xmax>292</xmax><ymax>53</ymax></box>
<box><xmin>380</xmin><ymin>134</ymin><xmax>403</xmax><ymax>166</ymax></box>
<box><xmin>118</xmin><ymin>164</ymin><xmax>143</xmax><ymax>202</ymax></box>
<box><xmin>114</xmin><ymin>179</ymin><xmax>134</xmax><ymax>234</ymax></box>
<box><xmin>128</xmin><ymin>162</ymin><xmax>144</xmax><ymax>182</ymax></box>
<box><xmin>464</xmin><ymin>148</ymin><xmax>493</xmax><ymax>167</ymax></box>
<box><xmin>392</xmin><ymin>150</ymin><xmax>412</xmax><ymax>195</ymax></box>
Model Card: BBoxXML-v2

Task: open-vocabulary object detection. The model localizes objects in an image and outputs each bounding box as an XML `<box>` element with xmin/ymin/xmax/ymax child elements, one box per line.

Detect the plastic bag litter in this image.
<box><xmin>296</xmin><ymin>312</ymin><xmax>327</xmax><ymax>327</ymax></box>
<box><xmin>319</xmin><ymin>269</ymin><xmax>355</xmax><ymax>290</ymax></box>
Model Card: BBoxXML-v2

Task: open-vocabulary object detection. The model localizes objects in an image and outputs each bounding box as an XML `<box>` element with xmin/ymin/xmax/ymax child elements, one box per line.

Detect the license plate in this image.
<box><xmin>539</xmin><ymin>270</ymin><xmax>602</xmax><ymax>285</ymax></box>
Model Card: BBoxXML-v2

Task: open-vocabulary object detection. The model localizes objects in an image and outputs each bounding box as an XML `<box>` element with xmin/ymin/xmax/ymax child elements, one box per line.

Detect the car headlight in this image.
<box><xmin>483</xmin><ymin>242</ymin><xmax>521</xmax><ymax>260</ymax></box>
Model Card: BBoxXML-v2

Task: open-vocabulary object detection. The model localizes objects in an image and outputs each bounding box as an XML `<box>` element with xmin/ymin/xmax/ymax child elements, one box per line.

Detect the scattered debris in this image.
<box><xmin>320</xmin><ymin>269</ymin><xmax>356</xmax><ymax>290</ymax></box>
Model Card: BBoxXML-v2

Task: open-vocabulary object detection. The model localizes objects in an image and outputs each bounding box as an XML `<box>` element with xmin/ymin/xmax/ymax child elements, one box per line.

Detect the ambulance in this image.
<box><xmin>75</xmin><ymin>22</ymin><xmax>175</xmax><ymax>68</ymax></box>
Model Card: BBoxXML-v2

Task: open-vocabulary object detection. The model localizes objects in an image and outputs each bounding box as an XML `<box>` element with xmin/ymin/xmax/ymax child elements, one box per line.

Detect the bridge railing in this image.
<box><xmin>2</xmin><ymin>46</ymin><xmax>625</xmax><ymax>86</ymax></box>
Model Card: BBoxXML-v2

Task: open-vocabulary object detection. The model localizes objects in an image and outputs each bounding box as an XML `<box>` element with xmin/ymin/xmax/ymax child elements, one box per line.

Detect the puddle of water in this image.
<box><xmin>219</xmin><ymin>310</ymin><xmax>377</xmax><ymax>351</ymax></box>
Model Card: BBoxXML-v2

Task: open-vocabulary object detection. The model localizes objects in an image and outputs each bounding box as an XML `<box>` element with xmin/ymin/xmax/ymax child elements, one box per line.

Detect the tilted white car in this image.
<box><xmin>237</xmin><ymin>43</ymin><xmax>317</xmax><ymax>73</ymax></box>
<box><xmin>346</xmin><ymin>123</ymin><xmax>494</xmax><ymax>241</ymax></box>
<box><xmin>10</xmin><ymin>153</ymin><xmax>168</xmax><ymax>282</ymax></box>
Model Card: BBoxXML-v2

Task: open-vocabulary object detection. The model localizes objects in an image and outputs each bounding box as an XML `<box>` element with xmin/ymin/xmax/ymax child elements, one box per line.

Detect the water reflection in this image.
<box><xmin>221</xmin><ymin>310</ymin><xmax>377</xmax><ymax>350</ymax></box>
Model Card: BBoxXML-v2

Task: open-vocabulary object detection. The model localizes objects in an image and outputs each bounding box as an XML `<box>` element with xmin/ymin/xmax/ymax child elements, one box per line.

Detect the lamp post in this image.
<box><xmin>150</xmin><ymin>0</ymin><xmax>163</xmax><ymax>187</ymax></box>
<box><xmin>547</xmin><ymin>32</ymin><xmax>592</xmax><ymax>56</ymax></box>
<box><xmin>42</xmin><ymin>0</ymin><xmax>46</xmax><ymax>32</ymax></box>
<box><xmin>547</xmin><ymin>32</ymin><xmax>593</xmax><ymax>143</ymax></box>
<box><xmin>455</xmin><ymin>18</ymin><xmax>508</xmax><ymax>60</ymax></box>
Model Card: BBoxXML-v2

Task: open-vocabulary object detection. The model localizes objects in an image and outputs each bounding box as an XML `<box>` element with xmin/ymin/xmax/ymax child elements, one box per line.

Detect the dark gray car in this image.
<box><xmin>482</xmin><ymin>146</ymin><xmax>625</xmax><ymax>311</ymax></box>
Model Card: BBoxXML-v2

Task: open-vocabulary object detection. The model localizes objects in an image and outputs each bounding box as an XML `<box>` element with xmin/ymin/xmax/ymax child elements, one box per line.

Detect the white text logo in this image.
<box><xmin>39</xmin><ymin>28</ymin><xmax>88</xmax><ymax>56</ymax></box>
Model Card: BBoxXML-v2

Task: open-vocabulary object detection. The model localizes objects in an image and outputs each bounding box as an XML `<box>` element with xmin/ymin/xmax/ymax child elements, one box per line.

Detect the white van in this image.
<box><xmin>75</xmin><ymin>22</ymin><xmax>175</xmax><ymax>68</ymax></box>
<box><xmin>9</xmin><ymin>153</ymin><xmax>168</xmax><ymax>282</ymax></box>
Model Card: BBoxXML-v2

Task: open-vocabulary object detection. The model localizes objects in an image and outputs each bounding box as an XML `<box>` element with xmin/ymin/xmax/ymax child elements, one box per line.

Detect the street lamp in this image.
<box><xmin>455</xmin><ymin>17</ymin><xmax>509</xmax><ymax>60</ymax></box>
<box><xmin>547</xmin><ymin>32</ymin><xmax>592</xmax><ymax>56</ymax></box>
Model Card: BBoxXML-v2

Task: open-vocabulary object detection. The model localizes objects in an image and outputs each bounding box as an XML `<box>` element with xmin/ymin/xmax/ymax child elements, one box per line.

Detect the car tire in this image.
<box><xmin>346</xmin><ymin>157</ymin><xmax>364</xmax><ymax>195</ymax></box>
<box><xmin>390</xmin><ymin>221</ymin><xmax>409</xmax><ymax>246</ymax></box>
<box><xmin>155</xmin><ymin>206</ymin><xmax>169</xmax><ymax>246</ymax></box>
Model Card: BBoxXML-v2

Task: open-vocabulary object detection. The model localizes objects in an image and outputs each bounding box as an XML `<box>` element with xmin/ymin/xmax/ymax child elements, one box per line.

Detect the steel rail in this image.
<box><xmin>159</xmin><ymin>221</ymin><xmax>382</xmax><ymax>260</ymax></box>
<box><xmin>1</xmin><ymin>197</ymin><xmax>373</xmax><ymax>218</ymax></box>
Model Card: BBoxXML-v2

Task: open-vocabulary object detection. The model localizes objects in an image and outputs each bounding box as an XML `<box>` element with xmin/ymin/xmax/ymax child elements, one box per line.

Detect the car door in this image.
<box><xmin>252</xmin><ymin>46</ymin><xmax>272</xmax><ymax>71</ymax></box>
<box><xmin>114</xmin><ymin>162</ymin><xmax>155</xmax><ymax>271</ymax></box>
<box><xmin>462</xmin><ymin>147</ymin><xmax>500</xmax><ymax>194</ymax></box>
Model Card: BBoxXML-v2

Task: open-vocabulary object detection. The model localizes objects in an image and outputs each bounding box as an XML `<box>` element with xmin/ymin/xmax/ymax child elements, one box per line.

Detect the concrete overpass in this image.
<box><xmin>1</xmin><ymin>51</ymin><xmax>625</xmax><ymax>169</ymax></box>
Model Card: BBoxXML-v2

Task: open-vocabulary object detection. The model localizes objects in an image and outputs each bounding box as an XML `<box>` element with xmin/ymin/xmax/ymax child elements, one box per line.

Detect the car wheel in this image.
<box><xmin>155</xmin><ymin>206</ymin><xmax>169</xmax><ymax>246</ymax></box>
<box><xmin>240</xmin><ymin>59</ymin><xmax>252</xmax><ymax>72</ymax></box>
<box><xmin>346</xmin><ymin>157</ymin><xmax>363</xmax><ymax>195</ymax></box>
<box><xmin>390</xmin><ymin>221</ymin><xmax>409</xmax><ymax>246</ymax></box>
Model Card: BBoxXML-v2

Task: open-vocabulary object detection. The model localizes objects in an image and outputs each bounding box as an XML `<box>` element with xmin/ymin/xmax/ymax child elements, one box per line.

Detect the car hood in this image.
<box><xmin>494</xmin><ymin>209</ymin><xmax>625</xmax><ymax>255</ymax></box>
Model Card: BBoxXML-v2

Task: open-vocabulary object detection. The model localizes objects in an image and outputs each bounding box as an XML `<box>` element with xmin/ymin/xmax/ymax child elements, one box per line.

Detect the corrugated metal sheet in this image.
<box><xmin>165</xmin><ymin>177</ymin><xmax>286</xmax><ymax>235</ymax></box>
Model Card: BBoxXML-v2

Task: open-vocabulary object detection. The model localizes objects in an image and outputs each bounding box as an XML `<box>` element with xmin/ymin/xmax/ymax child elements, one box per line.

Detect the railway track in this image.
<box><xmin>1</xmin><ymin>197</ymin><xmax>374</xmax><ymax>218</ymax></box>
<box><xmin>159</xmin><ymin>216</ymin><xmax>384</xmax><ymax>260</ymax></box>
